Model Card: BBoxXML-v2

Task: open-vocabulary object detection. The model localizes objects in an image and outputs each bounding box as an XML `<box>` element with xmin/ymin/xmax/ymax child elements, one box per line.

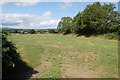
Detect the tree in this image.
<box><xmin>57</xmin><ymin>17</ymin><xmax>72</xmax><ymax>34</ymax></box>
<box><xmin>48</xmin><ymin>29</ymin><xmax>56</xmax><ymax>33</ymax></box>
<box><xmin>71</xmin><ymin>12</ymin><xmax>83</xmax><ymax>34</ymax></box>
<box><xmin>71</xmin><ymin>2</ymin><xmax>119</xmax><ymax>35</ymax></box>
<box><xmin>101</xmin><ymin>3</ymin><xmax>119</xmax><ymax>33</ymax></box>
<box><xmin>29</xmin><ymin>29</ymin><xmax>36</xmax><ymax>34</ymax></box>
<box><xmin>12</xmin><ymin>30</ymin><xmax>18</xmax><ymax>33</ymax></box>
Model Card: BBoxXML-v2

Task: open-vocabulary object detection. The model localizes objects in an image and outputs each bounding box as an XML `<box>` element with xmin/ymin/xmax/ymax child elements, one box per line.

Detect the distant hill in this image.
<box><xmin>1</xmin><ymin>27</ymin><xmax>15</xmax><ymax>29</ymax></box>
<box><xmin>1</xmin><ymin>27</ymin><xmax>57</xmax><ymax>30</ymax></box>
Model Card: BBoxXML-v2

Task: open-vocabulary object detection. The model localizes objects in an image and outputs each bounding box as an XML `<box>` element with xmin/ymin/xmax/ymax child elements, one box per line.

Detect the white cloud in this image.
<box><xmin>11</xmin><ymin>2</ymin><xmax>38</xmax><ymax>6</ymax></box>
<box><xmin>0</xmin><ymin>0</ymin><xmax>41</xmax><ymax>6</ymax></box>
<box><xmin>43</xmin><ymin>11</ymin><xmax>52</xmax><ymax>17</ymax></box>
<box><xmin>1</xmin><ymin>12</ymin><xmax>60</xmax><ymax>29</ymax></box>
<box><xmin>0</xmin><ymin>0</ymin><xmax>118</xmax><ymax>6</ymax></box>
<box><xmin>60</xmin><ymin>0</ymin><xmax>73</xmax><ymax>10</ymax></box>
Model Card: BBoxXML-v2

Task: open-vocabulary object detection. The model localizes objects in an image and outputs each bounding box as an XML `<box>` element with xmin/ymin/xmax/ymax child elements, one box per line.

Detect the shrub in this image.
<box><xmin>28</xmin><ymin>29</ymin><xmax>36</xmax><ymax>34</ymax></box>
<box><xmin>100</xmin><ymin>33</ymin><xmax>118</xmax><ymax>40</ymax></box>
<box><xmin>48</xmin><ymin>29</ymin><xmax>56</xmax><ymax>33</ymax></box>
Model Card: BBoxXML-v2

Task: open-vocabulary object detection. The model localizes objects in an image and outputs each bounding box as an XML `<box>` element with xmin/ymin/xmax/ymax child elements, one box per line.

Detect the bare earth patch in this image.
<box><xmin>61</xmin><ymin>51</ymin><xmax>100</xmax><ymax>78</ymax></box>
<box><xmin>61</xmin><ymin>63</ymin><xmax>98</xmax><ymax>78</ymax></box>
<box><xmin>44</xmin><ymin>44</ymin><xmax>60</xmax><ymax>48</ymax></box>
<box><xmin>28</xmin><ymin>50</ymin><xmax>100</xmax><ymax>78</ymax></box>
<box><xmin>31</xmin><ymin>60</ymin><xmax>53</xmax><ymax>78</ymax></box>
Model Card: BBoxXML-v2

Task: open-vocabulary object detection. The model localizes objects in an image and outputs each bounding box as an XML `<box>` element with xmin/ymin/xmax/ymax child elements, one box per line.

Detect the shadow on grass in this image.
<box><xmin>2</xmin><ymin>59</ymin><xmax>38</xmax><ymax>80</ymax></box>
<box><xmin>76</xmin><ymin>34</ymin><xmax>90</xmax><ymax>37</ymax></box>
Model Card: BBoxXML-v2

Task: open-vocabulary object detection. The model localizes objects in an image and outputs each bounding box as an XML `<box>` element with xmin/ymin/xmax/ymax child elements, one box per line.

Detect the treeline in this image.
<box><xmin>3</xmin><ymin>29</ymin><xmax>57</xmax><ymax>34</ymax></box>
<box><xmin>4</xmin><ymin>29</ymin><xmax>38</xmax><ymax>34</ymax></box>
<box><xmin>57</xmin><ymin>2</ymin><xmax>119</xmax><ymax>38</ymax></box>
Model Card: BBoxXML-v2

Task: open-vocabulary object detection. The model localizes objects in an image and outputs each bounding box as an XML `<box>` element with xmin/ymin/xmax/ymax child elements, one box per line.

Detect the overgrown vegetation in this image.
<box><xmin>2</xmin><ymin>30</ymin><xmax>20</xmax><ymax>73</ymax></box>
<box><xmin>57</xmin><ymin>2</ymin><xmax>119</xmax><ymax>39</ymax></box>
<box><xmin>2</xmin><ymin>30</ymin><xmax>36</xmax><ymax>79</ymax></box>
<box><xmin>99</xmin><ymin>32</ymin><xmax>118</xmax><ymax>40</ymax></box>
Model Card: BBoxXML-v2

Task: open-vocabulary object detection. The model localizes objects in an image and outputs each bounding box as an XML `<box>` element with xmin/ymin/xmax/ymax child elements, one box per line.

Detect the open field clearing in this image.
<box><xmin>8</xmin><ymin>34</ymin><xmax>118</xmax><ymax>78</ymax></box>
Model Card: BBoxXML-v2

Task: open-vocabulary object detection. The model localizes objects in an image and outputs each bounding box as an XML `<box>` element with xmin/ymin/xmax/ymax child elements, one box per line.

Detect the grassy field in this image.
<box><xmin>8</xmin><ymin>34</ymin><xmax>118</xmax><ymax>78</ymax></box>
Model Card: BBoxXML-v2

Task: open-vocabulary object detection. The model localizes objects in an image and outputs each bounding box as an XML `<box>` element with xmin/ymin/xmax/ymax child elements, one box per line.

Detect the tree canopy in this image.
<box><xmin>57</xmin><ymin>17</ymin><xmax>72</xmax><ymax>34</ymax></box>
<box><xmin>57</xmin><ymin>2</ymin><xmax>119</xmax><ymax>36</ymax></box>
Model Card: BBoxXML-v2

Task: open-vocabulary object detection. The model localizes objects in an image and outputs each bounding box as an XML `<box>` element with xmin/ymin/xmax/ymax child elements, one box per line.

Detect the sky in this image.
<box><xmin>0</xmin><ymin>1</ymin><xmax>119</xmax><ymax>29</ymax></box>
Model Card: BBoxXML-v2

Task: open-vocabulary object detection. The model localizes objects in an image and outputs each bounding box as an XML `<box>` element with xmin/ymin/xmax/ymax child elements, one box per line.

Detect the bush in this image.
<box><xmin>28</xmin><ymin>29</ymin><xmax>36</xmax><ymax>34</ymax></box>
<box><xmin>2</xmin><ymin>30</ymin><xmax>37</xmax><ymax>79</ymax></box>
<box><xmin>100</xmin><ymin>33</ymin><xmax>118</xmax><ymax>40</ymax></box>
<box><xmin>2</xmin><ymin>33</ymin><xmax>21</xmax><ymax>73</ymax></box>
<box><xmin>48</xmin><ymin>29</ymin><xmax>56</xmax><ymax>33</ymax></box>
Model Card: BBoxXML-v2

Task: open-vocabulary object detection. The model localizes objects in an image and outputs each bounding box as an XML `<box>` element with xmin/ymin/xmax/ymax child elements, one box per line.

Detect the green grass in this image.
<box><xmin>8</xmin><ymin>34</ymin><xmax>118</xmax><ymax>78</ymax></box>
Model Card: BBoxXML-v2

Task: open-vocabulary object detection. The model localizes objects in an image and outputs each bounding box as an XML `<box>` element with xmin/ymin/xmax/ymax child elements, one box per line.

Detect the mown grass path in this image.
<box><xmin>9</xmin><ymin>34</ymin><xmax>118</xmax><ymax>78</ymax></box>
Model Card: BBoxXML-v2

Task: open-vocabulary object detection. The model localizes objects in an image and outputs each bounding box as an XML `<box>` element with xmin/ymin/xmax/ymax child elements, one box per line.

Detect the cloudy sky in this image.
<box><xmin>1</xmin><ymin>0</ymin><xmax>119</xmax><ymax>29</ymax></box>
